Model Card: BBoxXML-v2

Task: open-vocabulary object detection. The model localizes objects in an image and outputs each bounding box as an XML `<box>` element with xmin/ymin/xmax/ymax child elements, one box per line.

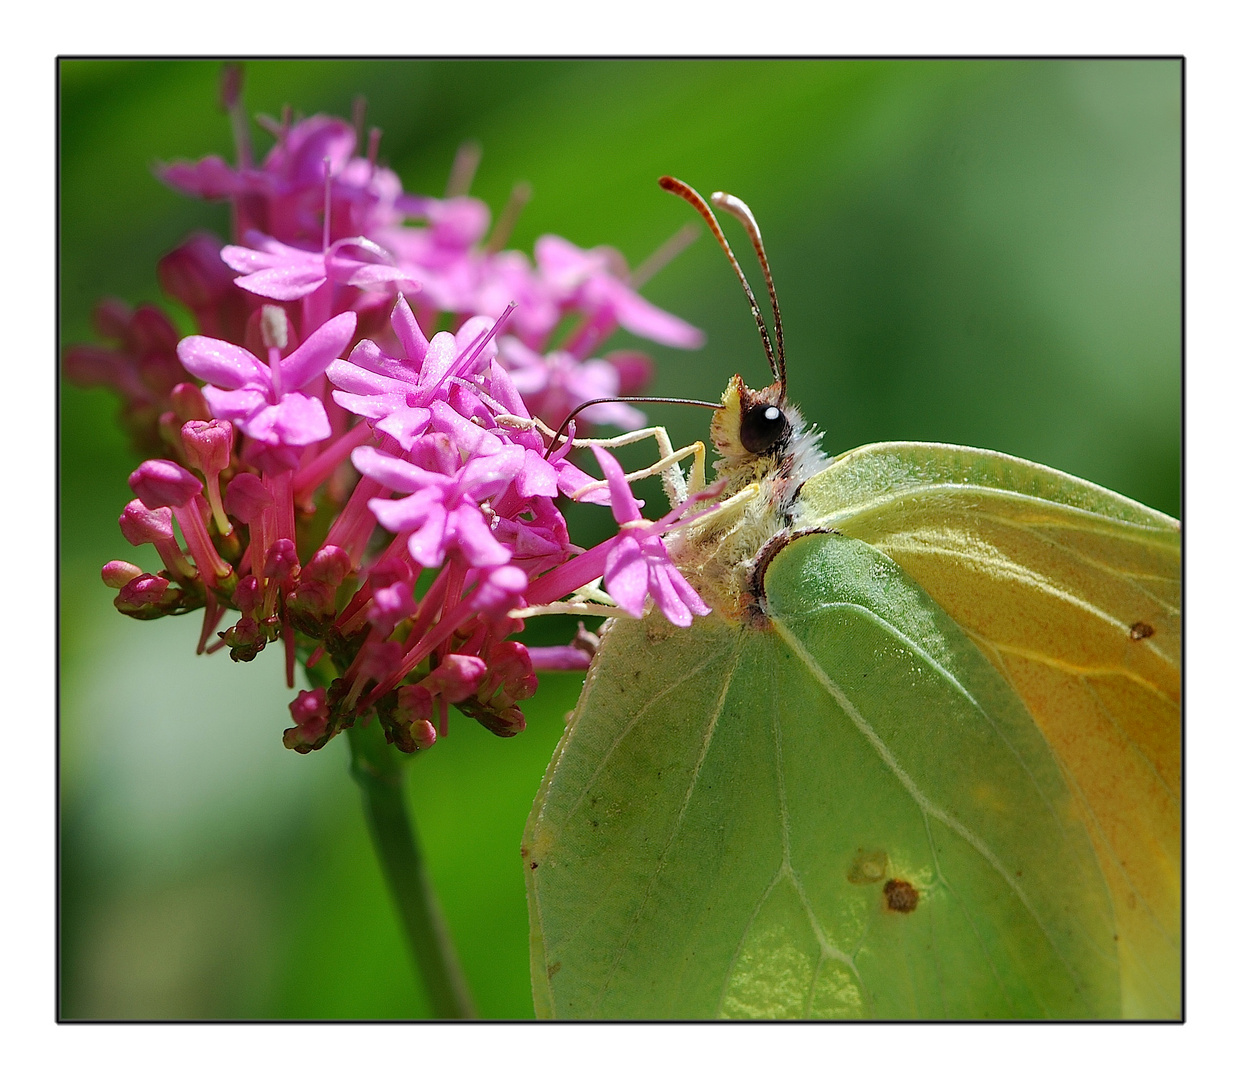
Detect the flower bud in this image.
<box><xmin>101</xmin><ymin>560</ymin><xmax>144</xmax><ymax>589</ymax></box>
<box><xmin>302</xmin><ymin>545</ymin><xmax>350</xmax><ymax>587</ymax></box>
<box><xmin>381</xmin><ymin>684</ymin><xmax>439</xmax><ymax>753</ymax></box>
<box><xmin>118</xmin><ymin>499</ymin><xmax>174</xmax><ymax>546</ymax></box>
<box><xmin>223</xmin><ymin>472</ymin><xmax>272</xmax><ymax>523</ymax></box>
<box><xmin>170</xmin><ymin>381</ymin><xmax>213</xmax><ymax>423</ymax></box>
<box><xmin>129</xmin><ymin>458</ymin><xmax>203</xmax><ymax>509</ymax></box>
<box><xmin>471</xmin><ymin>565</ymin><xmax>528</xmax><ymax>618</ymax></box>
<box><xmin>408</xmin><ymin>719</ymin><xmax>438</xmax><ymax>750</ymax></box>
<box><xmin>263</xmin><ymin>538</ymin><xmax>300</xmax><ymax>583</ymax></box>
<box><xmin>282</xmin><ymin>687</ymin><xmax>334</xmax><ymax>752</ymax></box>
<box><xmin>114</xmin><ymin>573</ymin><xmax>176</xmax><ymax>619</ymax></box>
<box><xmin>158</xmin><ymin>235</ymin><xmax>238</xmax><ymax>314</ymax></box>
<box><xmin>288</xmin><ymin>688</ymin><xmax>329</xmax><ymax>738</ymax></box>
<box><xmin>219</xmin><ymin>615</ymin><xmax>266</xmax><ymax>662</ymax></box>
<box><xmin>420</xmin><ymin>654</ymin><xmax>487</xmax><ymax>704</ymax></box>
<box><xmin>182</xmin><ymin>419</ymin><xmax>234</xmax><ymax>475</ymax></box>
<box><xmin>232</xmin><ymin>574</ymin><xmax>261</xmax><ymax>615</ymax></box>
<box><xmin>92</xmin><ymin>297</ymin><xmax>132</xmax><ymax>341</ymax></box>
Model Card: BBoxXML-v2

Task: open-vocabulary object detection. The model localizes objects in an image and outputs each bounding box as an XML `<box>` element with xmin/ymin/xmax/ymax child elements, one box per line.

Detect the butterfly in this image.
<box><xmin>522</xmin><ymin>177</ymin><xmax>1181</xmax><ymax>1019</ymax></box>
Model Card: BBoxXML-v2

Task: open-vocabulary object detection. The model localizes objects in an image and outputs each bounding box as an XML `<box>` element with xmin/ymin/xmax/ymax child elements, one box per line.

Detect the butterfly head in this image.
<box><xmin>711</xmin><ymin>374</ymin><xmax>789</xmax><ymax>466</ymax></box>
<box><xmin>659</xmin><ymin>176</ymin><xmax>825</xmax><ymax>500</ymax></box>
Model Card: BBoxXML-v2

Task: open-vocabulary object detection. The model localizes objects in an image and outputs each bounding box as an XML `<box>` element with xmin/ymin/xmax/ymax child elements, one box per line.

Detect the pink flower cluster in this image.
<box><xmin>70</xmin><ymin>83</ymin><xmax>713</xmax><ymax>756</ymax></box>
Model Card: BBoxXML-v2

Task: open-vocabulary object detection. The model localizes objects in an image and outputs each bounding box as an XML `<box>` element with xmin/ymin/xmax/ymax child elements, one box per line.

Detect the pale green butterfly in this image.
<box><xmin>523</xmin><ymin>177</ymin><xmax>1181</xmax><ymax>1019</ymax></box>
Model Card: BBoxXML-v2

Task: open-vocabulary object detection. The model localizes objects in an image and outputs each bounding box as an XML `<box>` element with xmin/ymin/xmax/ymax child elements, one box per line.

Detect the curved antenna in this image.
<box><xmin>659</xmin><ymin>176</ymin><xmax>783</xmax><ymax>397</ymax></box>
<box><xmin>545</xmin><ymin>395</ymin><xmax>719</xmax><ymax>458</ymax></box>
<box><xmin>711</xmin><ymin>191</ymin><xmax>785</xmax><ymax>392</ymax></box>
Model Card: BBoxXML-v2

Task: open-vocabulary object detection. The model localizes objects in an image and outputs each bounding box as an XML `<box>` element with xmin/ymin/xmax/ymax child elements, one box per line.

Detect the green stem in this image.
<box><xmin>347</xmin><ymin>722</ymin><xmax>477</xmax><ymax>1019</ymax></box>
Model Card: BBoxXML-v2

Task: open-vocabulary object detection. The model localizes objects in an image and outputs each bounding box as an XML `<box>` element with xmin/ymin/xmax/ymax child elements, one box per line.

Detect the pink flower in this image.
<box><xmin>534</xmin><ymin>235</ymin><xmax>705</xmax><ymax>350</ymax></box>
<box><xmin>353</xmin><ymin>442</ymin><xmax>525</xmax><ymax>569</ymax></box>
<box><xmin>221</xmin><ymin>233</ymin><xmax>411</xmax><ymax>301</ymax></box>
<box><xmin>524</xmin><ymin>447</ymin><xmax>717</xmax><ymax>628</ymax></box>
<box><xmin>591</xmin><ymin>447</ymin><xmax>711</xmax><ymax>626</ymax></box>
<box><xmin>497</xmin><ymin>337</ymin><xmax>646</xmax><ymax>430</ymax></box>
<box><xmin>177</xmin><ymin>311</ymin><xmax>357</xmax><ymax>450</ymax></box>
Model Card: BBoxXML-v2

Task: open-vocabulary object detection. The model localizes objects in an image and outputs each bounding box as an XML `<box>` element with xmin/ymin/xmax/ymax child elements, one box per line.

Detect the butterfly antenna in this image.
<box><xmin>711</xmin><ymin>191</ymin><xmax>785</xmax><ymax>393</ymax></box>
<box><xmin>659</xmin><ymin>176</ymin><xmax>782</xmax><ymax>399</ymax></box>
<box><xmin>545</xmin><ymin>396</ymin><xmax>718</xmax><ymax>458</ymax></box>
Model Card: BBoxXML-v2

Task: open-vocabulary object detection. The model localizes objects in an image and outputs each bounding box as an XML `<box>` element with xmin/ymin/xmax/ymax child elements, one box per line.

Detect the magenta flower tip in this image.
<box><xmin>130</xmin><ymin>459</ymin><xmax>203</xmax><ymax>509</ymax></box>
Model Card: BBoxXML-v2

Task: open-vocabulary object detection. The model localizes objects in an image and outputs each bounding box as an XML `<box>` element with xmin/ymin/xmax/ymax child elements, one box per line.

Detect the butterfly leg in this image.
<box><xmin>569</xmin><ymin>430</ymin><xmax>707</xmax><ymax>507</ymax></box>
<box><xmin>493</xmin><ymin>413</ymin><xmax>708</xmax><ymax>507</ymax></box>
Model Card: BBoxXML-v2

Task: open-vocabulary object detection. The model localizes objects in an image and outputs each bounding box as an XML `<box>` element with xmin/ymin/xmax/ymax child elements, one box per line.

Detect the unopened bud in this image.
<box><xmin>114</xmin><ymin>573</ymin><xmax>172</xmax><ymax>617</ymax></box>
<box><xmin>101</xmin><ymin>560</ymin><xmax>144</xmax><ymax>589</ymax></box>
<box><xmin>263</xmin><ymin>538</ymin><xmax>299</xmax><ymax>583</ymax></box>
<box><xmin>421</xmin><ymin>654</ymin><xmax>487</xmax><ymax>704</ymax></box>
<box><xmin>471</xmin><ymin>564</ymin><xmax>528</xmax><ymax>618</ymax></box>
<box><xmin>170</xmin><ymin>381</ymin><xmax>212</xmax><ymax>423</ymax></box>
<box><xmin>223</xmin><ymin>472</ymin><xmax>273</xmax><ymax>523</ymax></box>
<box><xmin>119</xmin><ymin>499</ymin><xmax>174</xmax><ymax>546</ymax></box>
<box><xmin>408</xmin><ymin>719</ymin><xmax>437</xmax><ymax>750</ymax></box>
<box><xmin>182</xmin><ymin>419</ymin><xmax>234</xmax><ymax>475</ymax></box>
<box><xmin>129</xmin><ymin>458</ymin><xmax>202</xmax><ymax>509</ymax></box>
<box><xmin>219</xmin><ymin>615</ymin><xmax>266</xmax><ymax>662</ymax></box>
<box><xmin>232</xmin><ymin>574</ymin><xmax>261</xmax><ymax>615</ymax></box>
<box><xmin>302</xmin><ymin>545</ymin><xmax>350</xmax><ymax>587</ymax></box>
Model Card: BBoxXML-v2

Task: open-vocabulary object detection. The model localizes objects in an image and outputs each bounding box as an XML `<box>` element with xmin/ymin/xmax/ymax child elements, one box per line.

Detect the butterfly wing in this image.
<box><xmin>524</xmin><ymin>528</ymin><xmax>1123</xmax><ymax>1018</ymax></box>
<box><xmin>799</xmin><ymin>441</ymin><xmax>1181</xmax><ymax>1018</ymax></box>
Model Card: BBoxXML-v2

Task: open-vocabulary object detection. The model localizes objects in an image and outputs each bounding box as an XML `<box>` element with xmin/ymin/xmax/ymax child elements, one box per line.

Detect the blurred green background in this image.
<box><xmin>59</xmin><ymin>59</ymin><xmax>1181</xmax><ymax>1019</ymax></box>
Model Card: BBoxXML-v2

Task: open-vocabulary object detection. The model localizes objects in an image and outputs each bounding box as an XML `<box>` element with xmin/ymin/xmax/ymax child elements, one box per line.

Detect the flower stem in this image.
<box><xmin>346</xmin><ymin>721</ymin><xmax>477</xmax><ymax>1018</ymax></box>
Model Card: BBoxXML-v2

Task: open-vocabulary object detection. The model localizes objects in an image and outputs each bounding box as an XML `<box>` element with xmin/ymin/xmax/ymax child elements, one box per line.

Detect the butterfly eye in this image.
<box><xmin>740</xmin><ymin>403</ymin><xmax>790</xmax><ymax>455</ymax></box>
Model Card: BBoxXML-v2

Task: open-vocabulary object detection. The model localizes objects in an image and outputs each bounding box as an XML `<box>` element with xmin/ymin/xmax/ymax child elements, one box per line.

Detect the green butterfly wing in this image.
<box><xmin>799</xmin><ymin>442</ymin><xmax>1182</xmax><ymax>1018</ymax></box>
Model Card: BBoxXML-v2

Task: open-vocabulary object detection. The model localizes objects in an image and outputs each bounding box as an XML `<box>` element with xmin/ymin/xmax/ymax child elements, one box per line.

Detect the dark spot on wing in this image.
<box><xmin>883</xmin><ymin>879</ymin><xmax>919</xmax><ymax>913</ymax></box>
<box><xmin>847</xmin><ymin>848</ymin><xmax>888</xmax><ymax>884</ymax></box>
<box><xmin>1129</xmin><ymin>621</ymin><xmax>1155</xmax><ymax>641</ymax></box>
<box><xmin>547</xmin><ymin>961</ymin><xmax>562</xmax><ymax>978</ymax></box>
<box><xmin>530</xmin><ymin>861</ymin><xmax>539</xmax><ymax>870</ymax></box>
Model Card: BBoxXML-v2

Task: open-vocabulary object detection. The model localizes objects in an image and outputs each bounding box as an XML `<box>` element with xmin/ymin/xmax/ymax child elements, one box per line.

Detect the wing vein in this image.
<box><xmin>771</xmin><ymin>615</ymin><xmax>1086</xmax><ymax>988</ymax></box>
<box><xmin>593</xmin><ymin>634</ymin><xmax>743</xmax><ymax>1011</ymax></box>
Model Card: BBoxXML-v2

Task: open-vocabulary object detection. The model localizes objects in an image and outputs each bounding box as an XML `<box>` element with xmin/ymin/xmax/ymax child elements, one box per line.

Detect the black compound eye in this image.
<box><xmin>739</xmin><ymin>403</ymin><xmax>790</xmax><ymax>455</ymax></box>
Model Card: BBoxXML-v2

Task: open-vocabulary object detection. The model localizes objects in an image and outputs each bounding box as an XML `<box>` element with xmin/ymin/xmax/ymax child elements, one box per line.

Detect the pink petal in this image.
<box><xmin>352</xmin><ymin>446</ymin><xmax>448</xmax><ymax>494</ymax></box>
<box><xmin>233</xmin><ymin>262</ymin><xmax>327</xmax><ymax>301</ymax></box>
<box><xmin>280</xmin><ymin>312</ymin><xmax>357</xmax><ymax>390</ymax></box>
<box><xmin>201</xmin><ymin>386</ymin><xmax>267</xmax><ymax>423</ymax></box>
<box><xmin>516</xmin><ymin>449</ymin><xmax>559</xmax><ymax>498</ymax></box>
<box><xmin>429</xmin><ymin>400</ymin><xmax>503</xmax><ymax>458</ymax></box>
<box><xmin>177</xmin><ymin>337</ymin><xmax>267</xmax><ymax>390</ymax></box>
<box><xmin>611</xmin><ymin>286</ymin><xmax>705</xmax><ymax>349</ymax></box>
<box><xmin>407</xmin><ymin>503</ymin><xmax>449</xmax><ymax>567</ymax></box>
<box><xmin>368</xmin><ymin>490</ymin><xmax>435</xmax><ymax>534</ymax></box>
<box><xmin>458</xmin><ymin>445</ymin><xmax>525</xmax><ymax>498</ymax></box>
<box><xmin>602</xmin><ymin>537</ymin><xmax>650</xmax><ymax>618</ymax></box>
<box><xmin>450</xmin><ymin>506</ymin><xmax>512</xmax><ymax>568</ymax></box>
<box><xmin>375</xmin><ymin>405</ymin><xmax>433</xmax><ymax>450</ymax></box>
<box><xmin>327</xmin><ymin>356</ymin><xmax>411</xmax><ymax>396</ymax></box>
<box><xmin>591</xmin><ymin>446</ymin><xmax>642</xmax><ymax>524</ymax></box>
<box><xmin>418</xmin><ymin>332</ymin><xmax>458</xmax><ymax>391</ymax></box>
<box><xmin>647</xmin><ymin>561</ymin><xmax>693</xmax><ymax>627</ymax></box>
<box><xmin>158</xmin><ymin>156</ymin><xmax>240</xmax><ymax>199</ymax></box>
<box><xmin>330</xmin><ymin>389</ymin><xmax>401</xmax><ymax>420</ymax></box>
<box><xmin>391</xmin><ymin>294</ymin><xmax>429</xmax><ymax>363</ymax></box>
<box><xmin>555</xmin><ymin>458</ymin><xmax>612</xmax><ymax>505</ymax></box>
<box><xmin>244</xmin><ymin>393</ymin><xmax>331</xmax><ymax>446</ymax></box>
